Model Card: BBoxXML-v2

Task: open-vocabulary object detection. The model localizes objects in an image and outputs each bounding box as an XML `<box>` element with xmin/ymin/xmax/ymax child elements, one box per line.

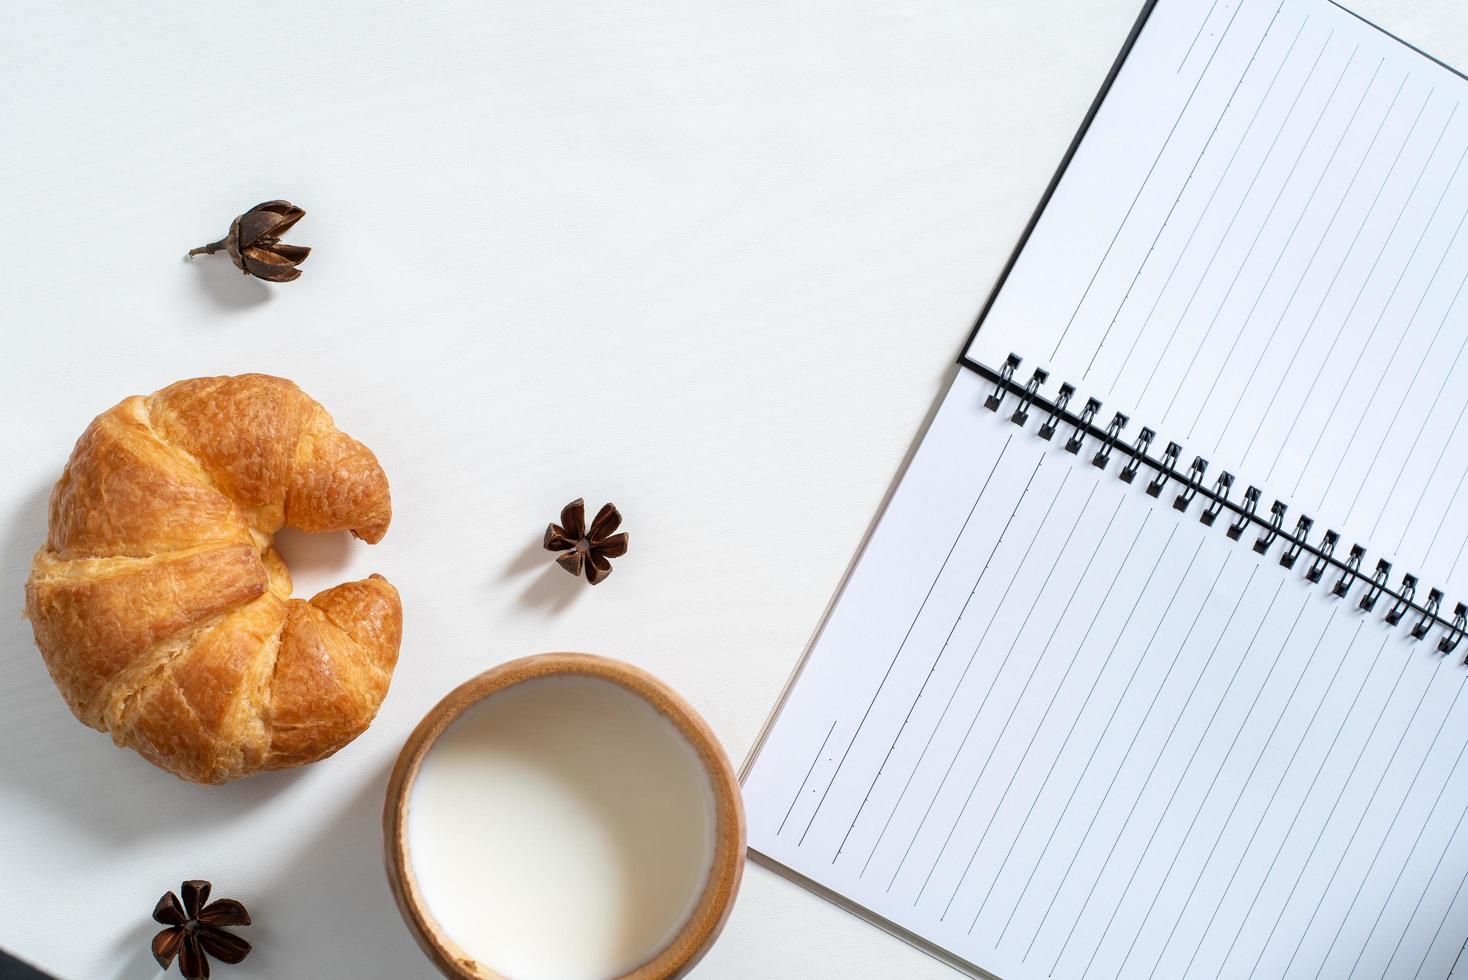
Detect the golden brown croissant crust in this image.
<box><xmin>24</xmin><ymin>374</ymin><xmax>401</xmax><ymax>784</ymax></box>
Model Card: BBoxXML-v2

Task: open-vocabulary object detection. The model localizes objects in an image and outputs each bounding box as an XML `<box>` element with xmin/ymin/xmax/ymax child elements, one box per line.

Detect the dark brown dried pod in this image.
<box><xmin>151</xmin><ymin>880</ymin><xmax>252</xmax><ymax>979</ymax></box>
<box><xmin>543</xmin><ymin>498</ymin><xmax>629</xmax><ymax>585</ymax></box>
<box><xmin>188</xmin><ymin>201</ymin><xmax>311</xmax><ymax>282</ymax></box>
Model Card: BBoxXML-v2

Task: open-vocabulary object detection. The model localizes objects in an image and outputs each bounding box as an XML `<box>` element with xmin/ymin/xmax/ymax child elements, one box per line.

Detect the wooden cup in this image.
<box><xmin>384</xmin><ymin>653</ymin><xmax>746</xmax><ymax>979</ymax></box>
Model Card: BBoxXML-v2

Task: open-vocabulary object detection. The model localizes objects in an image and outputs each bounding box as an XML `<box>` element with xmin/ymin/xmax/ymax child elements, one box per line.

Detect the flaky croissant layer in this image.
<box><xmin>24</xmin><ymin>374</ymin><xmax>401</xmax><ymax>783</ymax></box>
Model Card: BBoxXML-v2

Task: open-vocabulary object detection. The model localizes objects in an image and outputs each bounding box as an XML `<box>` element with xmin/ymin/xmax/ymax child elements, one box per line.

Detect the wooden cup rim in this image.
<box><xmin>383</xmin><ymin>653</ymin><xmax>746</xmax><ymax>979</ymax></box>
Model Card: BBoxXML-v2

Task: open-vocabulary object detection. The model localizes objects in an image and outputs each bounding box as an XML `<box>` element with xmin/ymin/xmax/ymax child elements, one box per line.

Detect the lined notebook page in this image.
<box><xmin>743</xmin><ymin>370</ymin><xmax>1468</xmax><ymax>979</ymax></box>
<box><xmin>965</xmin><ymin>0</ymin><xmax>1468</xmax><ymax>600</ymax></box>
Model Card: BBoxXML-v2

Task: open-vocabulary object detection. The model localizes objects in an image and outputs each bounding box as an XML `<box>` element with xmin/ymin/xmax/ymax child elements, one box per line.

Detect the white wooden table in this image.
<box><xmin>2</xmin><ymin>1</ymin><xmax>1464</xmax><ymax>977</ymax></box>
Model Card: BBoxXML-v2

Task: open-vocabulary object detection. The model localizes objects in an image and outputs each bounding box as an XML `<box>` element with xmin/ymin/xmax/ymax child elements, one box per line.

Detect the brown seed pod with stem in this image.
<box><xmin>187</xmin><ymin>201</ymin><xmax>311</xmax><ymax>282</ymax></box>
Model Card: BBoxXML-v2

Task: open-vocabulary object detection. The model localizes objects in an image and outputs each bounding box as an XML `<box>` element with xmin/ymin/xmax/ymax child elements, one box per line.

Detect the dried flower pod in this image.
<box><xmin>543</xmin><ymin>498</ymin><xmax>629</xmax><ymax>585</ymax></box>
<box><xmin>188</xmin><ymin>201</ymin><xmax>310</xmax><ymax>282</ymax></box>
<box><xmin>151</xmin><ymin>880</ymin><xmax>252</xmax><ymax>979</ymax></box>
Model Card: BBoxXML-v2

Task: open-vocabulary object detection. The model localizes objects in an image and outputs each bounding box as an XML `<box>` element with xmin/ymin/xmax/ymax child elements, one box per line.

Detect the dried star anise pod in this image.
<box><xmin>187</xmin><ymin>200</ymin><xmax>311</xmax><ymax>282</ymax></box>
<box><xmin>543</xmin><ymin>498</ymin><xmax>629</xmax><ymax>585</ymax></box>
<box><xmin>151</xmin><ymin>880</ymin><xmax>252</xmax><ymax>980</ymax></box>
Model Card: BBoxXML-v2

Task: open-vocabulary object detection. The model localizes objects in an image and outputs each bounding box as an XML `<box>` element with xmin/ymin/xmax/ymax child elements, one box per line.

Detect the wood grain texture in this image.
<box><xmin>383</xmin><ymin>654</ymin><xmax>744</xmax><ymax>979</ymax></box>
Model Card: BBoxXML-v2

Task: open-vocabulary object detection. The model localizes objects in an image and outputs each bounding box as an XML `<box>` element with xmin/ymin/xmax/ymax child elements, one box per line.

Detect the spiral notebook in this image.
<box><xmin>742</xmin><ymin>0</ymin><xmax>1468</xmax><ymax>977</ymax></box>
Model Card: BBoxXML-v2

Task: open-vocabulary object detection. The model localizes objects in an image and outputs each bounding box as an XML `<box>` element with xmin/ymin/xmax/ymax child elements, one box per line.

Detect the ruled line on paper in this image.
<box><xmin>1314</xmin><ymin>142</ymin><xmax>1468</xmax><ymax>509</ymax></box>
<box><xmin>934</xmin><ymin>490</ymin><xmax>1129</xmax><ymax>918</ymax></box>
<box><xmin>882</xmin><ymin>460</ymin><xmax>1082</xmax><ymax>891</ymax></box>
<box><xmin>861</xmin><ymin>490</ymin><xmax>1131</xmax><ymax>879</ymax></box>
<box><xmin>829</xmin><ymin>435</ymin><xmax>1018</xmax><ymax>861</ymax></box>
<box><xmin>1274</xmin><ymin>646</ymin><xmax>1440</xmax><ymax>976</ymax></box>
<box><xmin>749</xmin><ymin>373</ymin><xmax>1468</xmax><ymax>978</ymax></box>
<box><xmin>1132</xmin><ymin>24</ymin><xmax>1336</xmax><ymax>407</ymax></box>
<box><xmin>777</xmin><ymin>719</ymin><xmax>836</xmax><ymax>837</ymax></box>
<box><xmin>1239</xmin><ymin>72</ymin><xmax>1419</xmax><ymax>469</ymax></box>
<box><xmin>1049</xmin><ymin>0</ymin><xmax>1250</xmax><ymax>362</ymax></box>
<box><xmin>1449</xmin><ymin>934</ymin><xmax>1468</xmax><ymax>980</ymax></box>
<box><xmin>990</xmin><ymin>520</ymin><xmax>1182</xmax><ymax>947</ymax></box>
<box><xmin>1083</xmin><ymin>0</ymin><xmax>1290</xmax><ymax>382</ymax></box>
<box><xmin>1395</xmin><ymin>811</ymin><xmax>1468</xmax><ymax>979</ymax></box>
<box><xmin>1429</xmin><ymin>457</ymin><xmax>1468</xmax><ymax>574</ymax></box>
<box><xmin>1190</xmin><ymin>55</ymin><xmax>1388</xmax><ymax>442</ymax></box>
<box><xmin>1287</xmin><ymin>100</ymin><xmax>1463</xmax><ymax>496</ymax></box>
<box><xmin>1109</xmin><ymin>11</ymin><xmax>1309</xmax><ymax>393</ymax></box>
<box><xmin>910</xmin><ymin>470</ymin><xmax>1089</xmax><ymax>901</ymax></box>
<box><xmin>1406</xmin><ymin>826</ymin><xmax>1468</xmax><ymax>979</ymax></box>
<box><xmin>1376</xmin><ymin>267</ymin><xmax>1468</xmax><ymax>546</ymax></box>
<box><xmin>1021</xmin><ymin>532</ymin><xmax>1216</xmax><ymax>959</ymax></box>
<box><xmin>963</xmin><ymin>0</ymin><xmax>1468</xmax><ymax>593</ymax></box>
<box><xmin>1302</xmin><ymin>668</ymin><xmax>1467</xmax><ymax>979</ymax></box>
<box><xmin>1244</xmin><ymin>632</ymin><xmax>1400</xmax><ymax>976</ymax></box>
<box><xmin>989</xmin><ymin>553</ymin><xmax>1243</xmax><ymax>949</ymax></box>
<box><xmin>859</xmin><ymin>452</ymin><xmax>1074</xmax><ymax>878</ymax></box>
<box><xmin>1210</xmin><ymin>621</ymin><xmax>1376</xmax><ymax>976</ymax></box>
<box><xmin>746</xmin><ymin>2</ymin><xmax>1468</xmax><ymax>975</ymax></box>
<box><xmin>1259</xmin><ymin>83</ymin><xmax>1441</xmax><ymax>480</ymax></box>
<box><xmin>1065</xmin><ymin>588</ymin><xmax>1311</xmax><ymax>978</ymax></box>
<box><xmin>1022</xmin><ymin>568</ymin><xmax>1282</xmax><ymax>965</ymax></box>
<box><xmin>1181</xmin><ymin>0</ymin><xmax>1229</xmax><ymax>74</ymax></box>
<box><xmin>1158</xmin><ymin>42</ymin><xmax>1371</xmax><ymax>424</ymax></box>
<box><xmin>1124</xmin><ymin>594</ymin><xmax>1325</xmax><ymax>979</ymax></box>
<box><xmin>1057</xmin><ymin>564</ymin><xmax>1278</xmax><ymax>971</ymax></box>
<box><xmin>987</xmin><ymin>558</ymin><xmax>1238</xmax><ymax>946</ymax></box>
<box><xmin>1164</xmin><ymin>609</ymin><xmax>1345</xmax><ymax>980</ymax></box>
<box><xmin>1343</xmin><ymin>711</ymin><xmax>1468</xmax><ymax>978</ymax></box>
<box><xmin>965</xmin><ymin>506</ymin><xmax>1158</xmax><ymax>930</ymax></box>
<box><xmin>795</xmin><ymin>439</ymin><xmax>1034</xmax><ymax>846</ymax></box>
<box><xmin>1343</xmin><ymin>212</ymin><xmax>1468</xmax><ymax>526</ymax></box>
<box><xmin>1449</xmin><ymin>516</ymin><xmax>1468</xmax><ymax>582</ymax></box>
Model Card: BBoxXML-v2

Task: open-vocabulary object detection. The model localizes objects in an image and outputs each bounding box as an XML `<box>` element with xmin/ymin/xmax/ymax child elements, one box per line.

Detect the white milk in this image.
<box><xmin>407</xmin><ymin>675</ymin><xmax>717</xmax><ymax>980</ymax></box>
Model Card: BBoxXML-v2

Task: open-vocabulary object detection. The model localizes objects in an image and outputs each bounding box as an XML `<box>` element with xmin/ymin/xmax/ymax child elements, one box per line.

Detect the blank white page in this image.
<box><xmin>965</xmin><ymin>0</ymin><xmax>1468</xmax><ymax>601</ymax></box>
<box><xmin>744</xmin><ymin>369</ymin><xmax>1468</xmax><ymax>978</ymax></box>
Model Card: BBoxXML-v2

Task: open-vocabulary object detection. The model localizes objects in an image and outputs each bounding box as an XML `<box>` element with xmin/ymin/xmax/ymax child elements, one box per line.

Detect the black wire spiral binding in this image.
<box><xmin>1334</xmin><ymin>545</ymin><xmax>1365</xmax><ymax>598</ymax></box>
<box><xmin>984</xmin><ymin>354</ymin><xmax>1020</xmax><ymax>412</ymax></box>
<box><xmin>972</xmin><ymin>352</ymin><xmax>1462</xmax><ymax>652</ymax></box>
<box><xmin>1173</xmin><ymin>456</ymin><xmax>1207</xmax><ymax>512</ymax></box>
<box><xmin>1359</xmin><ymin>560</ymin><xmax>1391</xmax><ymax>612</ymax></box>
<box><xmin>1201</xmin><ymin>472</ymin><xmax>1233</xmax><ymax>526</ymax></box>
<box><xmin>1254</xmin><ymin>500</ymin><xmax>1286</xmax><ymax>555</ymax></box>
<box><xmin>1227</xmin><ymin>486</ymin><xmax>1260</xmax><ymax>542</ymax></box>
<box><xmin>1066</xmin><ymin>398</ymin><xmax>1101</xmax><ymax>455</ymax></box>
<box><xmin>1441</xmin><ymin>604</ymin><xmax>1467</xmax><ymax>654</ymax></box>
<box><xmin>1120</xmin><ymin>427</ymin><xmax>1155</xmax><ymax>484</ymax></box>
<box><xmin>1386</xmin><ymin>574</ymin><xmax>1418</xmax><ymax>626</ymax></box>
<box><xmin>1146</xmin><ymin>442</ymin><xmax>1181</xmax><ymax>498</ymax></box>
<box><xmin>1094</xmin><ymin>412</ymin><xmax>1128</xmax><ymax>469</ymax></box>
<box><xmin>1413</xmin><ymin>589</ymin><xmax>1442</xmax><ymax>640</ymax></box>
<box><xmin>1039</xmin><ymin>384</ymin><xmax>1074</xmax><ymax>440</ymax></box>
<box><xmin>1306</xmin><ymin>530</ymin><xmax>1339</xmax><ymax>583</ymax></box>
<box><xmin>1011</xmin><ymin>368</ymin><xmax>1048</xmax><ymax>426</ymax></box>
<box><xmin>1280</xmin><ymin>516</ymin><xmax>1313</xmax><ymax>569</ymax></box>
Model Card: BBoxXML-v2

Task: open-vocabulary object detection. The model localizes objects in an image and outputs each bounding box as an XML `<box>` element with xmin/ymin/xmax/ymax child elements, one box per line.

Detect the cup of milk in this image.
<box><xmin>384</xmin><ymin>653</ymin><xmax>745</xmax><ymax>979</ymax></box>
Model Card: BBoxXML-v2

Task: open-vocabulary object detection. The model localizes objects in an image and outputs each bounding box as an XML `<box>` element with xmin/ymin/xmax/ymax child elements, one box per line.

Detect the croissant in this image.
<box><xmin>24</xmin><ymin>374</ymin><xmax>401</xmax><ymax>784</ymax></box>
